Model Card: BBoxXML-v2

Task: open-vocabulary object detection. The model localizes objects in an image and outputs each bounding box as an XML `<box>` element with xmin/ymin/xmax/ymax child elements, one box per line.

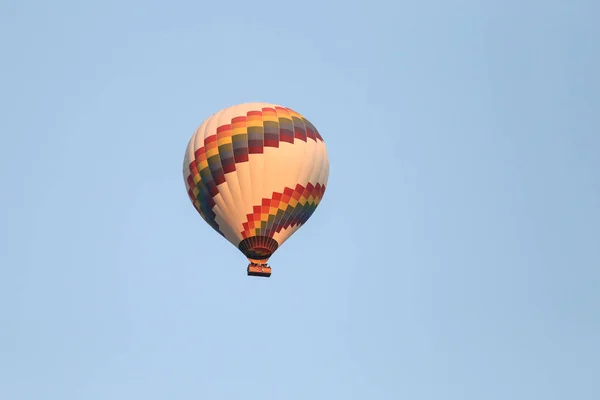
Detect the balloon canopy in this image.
<box><xmin>183</xmin><ymin>103</ymin><xmax>329</xmax><ymax>276</ymax></box>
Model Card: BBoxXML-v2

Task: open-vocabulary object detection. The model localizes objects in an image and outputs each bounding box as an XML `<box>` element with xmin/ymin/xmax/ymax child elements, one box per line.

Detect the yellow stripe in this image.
<box><xmin>217</xmin><ymin>137</ymin><xmax>232</xmax><ymax>146</ymax></box>
<box><xmin>276</xmin><ymin>109</ymin><xmax>290</xmax><ymax>118</ymax></box>
<box><xmin>262</xmin><ymin>112</ymin><xmax>278</xmax><ymax>120</ymax></box>
<box><xmin>232</xmin><ymin>127</ymin><xmax>247</xmax><ymax>135</ymax></box>
<box><xmin>247</xmin><ymin>120</ymin><xmax>263</xmax><ymax>127</ymax></box>
<box><xmin>206</xmin><ymin>148</ymin><xmax>219</xmax><ymax>158</ymax></box>
<box><xmin>289</xmin><ymin>198</ymin><xmax>298</xmax><ymax>207</ymax></box>
<box><xmin>287</xmin><ymin>109</ymin><xmax>303</xmax><ymax>118</ymax></box>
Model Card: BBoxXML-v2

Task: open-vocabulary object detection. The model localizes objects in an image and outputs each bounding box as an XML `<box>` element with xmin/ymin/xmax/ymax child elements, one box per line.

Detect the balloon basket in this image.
<box><xmin>247</xmin><ymin>264</ymin><xmax>272</xmax><ymax>277</ymax></box>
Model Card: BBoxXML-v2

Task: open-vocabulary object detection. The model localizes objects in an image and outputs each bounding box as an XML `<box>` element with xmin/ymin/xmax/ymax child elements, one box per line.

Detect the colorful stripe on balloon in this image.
<box><xmin>241</xmin><ymin>183</ymin><xmax>326</xmax><ymax>239</ymax></box>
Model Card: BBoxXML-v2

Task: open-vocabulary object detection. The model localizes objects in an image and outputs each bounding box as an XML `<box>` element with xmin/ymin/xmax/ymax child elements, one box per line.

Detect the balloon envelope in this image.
<box><xmin>183</xmin><ymin>103</ymin><xmax>329</xmax><ymax>269</ymax></box>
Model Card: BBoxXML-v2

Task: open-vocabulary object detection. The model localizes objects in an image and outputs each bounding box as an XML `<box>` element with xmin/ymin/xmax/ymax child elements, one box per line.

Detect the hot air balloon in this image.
<box><xmin>183</xmin><ymin>103</ymin><xmax>329</xmax><ymax>277</ymax></box>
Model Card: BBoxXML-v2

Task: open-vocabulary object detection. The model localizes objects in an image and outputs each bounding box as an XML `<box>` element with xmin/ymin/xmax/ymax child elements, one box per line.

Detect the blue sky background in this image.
<box><xmin>1</xmin><ymin>1</ymin><xmax>599</xmax><ymax>399</ymax></box>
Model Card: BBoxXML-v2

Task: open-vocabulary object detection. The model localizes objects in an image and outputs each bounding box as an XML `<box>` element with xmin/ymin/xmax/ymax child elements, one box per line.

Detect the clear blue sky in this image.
<box><xmin>1</xmin><ymin>1</ymin><xmax>599</xmax><ymax>399</ymax></box>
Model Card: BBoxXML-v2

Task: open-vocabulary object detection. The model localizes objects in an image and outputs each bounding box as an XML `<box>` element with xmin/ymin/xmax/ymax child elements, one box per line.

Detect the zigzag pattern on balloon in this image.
<box><xmin>185</xmin><ymin>106</ymin><xmax>324</xmax><ymax>237</ymax></box>
<box><xmin>240</xmin><ymin>183</ymin><xmax>326</xmax><ymax>239</ymax></box>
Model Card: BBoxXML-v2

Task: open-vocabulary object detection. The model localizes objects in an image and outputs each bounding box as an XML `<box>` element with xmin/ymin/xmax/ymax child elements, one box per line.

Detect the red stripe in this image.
<box><xmin>217</xmin><ymin>125</ymin><xmax>231</xmax><ymax>134</ymax></box>
<box><xmin>222</xmin><ymin>163</ymin><xmax>235</xmax><ymax>173</ymax></box>
<box><xmin>214</xmin><ymin>171</ymin><xmax>225</xmax><ymax>185</ymax></box>
<box><xmin>294</xmin><ymin>130</ymin><xmax>307</xmax><ymax>141</ymax></box>
<box><xmin>280</xmin><ymin>135</ymin><xmax>293</xmax><ymax>144</ymax></box>
<box><xmin>205</xmin><ymin>135</ymin><xmax>217</xmax><ymax>144</ymax></box>
<box><xmin>234</xmin><ymin>153</ymin><xmax>249</xmax><ymax>163</ymax></box>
